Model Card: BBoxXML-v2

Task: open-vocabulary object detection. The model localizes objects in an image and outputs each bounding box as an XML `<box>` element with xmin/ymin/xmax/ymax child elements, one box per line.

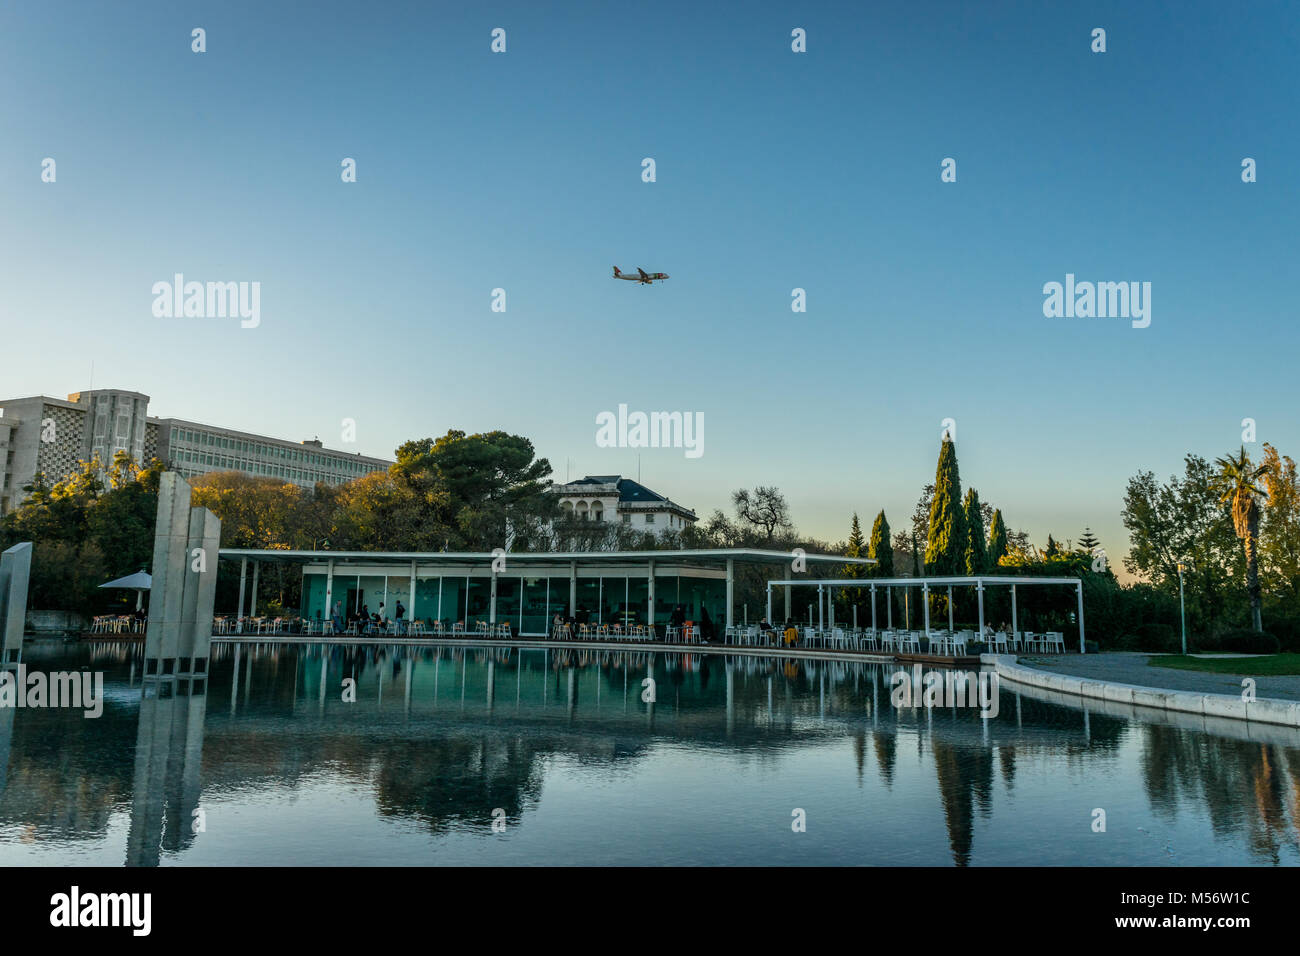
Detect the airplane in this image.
<box><xmin>613</xmin><ymin>266</ymin><xmax>669</xmax><ymax>285</ymax></box>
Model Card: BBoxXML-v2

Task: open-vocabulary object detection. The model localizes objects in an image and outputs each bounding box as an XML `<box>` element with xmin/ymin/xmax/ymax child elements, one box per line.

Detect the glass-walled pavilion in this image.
<box><xmin>219</xmin><ymin>548</ymin><xmax>875</xmax><ymax>637</ymax></box>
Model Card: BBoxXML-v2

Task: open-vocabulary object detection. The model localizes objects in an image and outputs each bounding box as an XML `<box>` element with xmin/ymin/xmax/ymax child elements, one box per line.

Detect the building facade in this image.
<box><xmin>0</xmin><ymin>388</ymin><xmax>392</xmax><ymax>514</ymax></box>
<box><xmin>551</xmin><ymin>476</ymin><xmax>696</xmax><ymax>536</ymax></box>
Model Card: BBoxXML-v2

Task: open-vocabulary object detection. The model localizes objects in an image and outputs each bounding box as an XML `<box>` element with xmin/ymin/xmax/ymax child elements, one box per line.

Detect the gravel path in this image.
<box><xmin>1016</xmin><ymin>651</ymin><xmax>1300</xmax><ymax>702</ymax></box>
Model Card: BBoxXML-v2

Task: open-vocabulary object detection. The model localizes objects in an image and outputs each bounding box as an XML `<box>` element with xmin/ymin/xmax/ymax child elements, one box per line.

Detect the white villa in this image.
<box><xmin>552</xmin><ymin>475</ymin><xmax>697</xmax><ymax>537</ymax></box>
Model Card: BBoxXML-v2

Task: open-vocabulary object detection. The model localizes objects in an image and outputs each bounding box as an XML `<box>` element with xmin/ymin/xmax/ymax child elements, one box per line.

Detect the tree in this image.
<box><xmin>1078</xmin><ymin>527</ymin><xmax>1100</xmax><ymax>552</ymax></box>
<box><xmin>1212</xmin><ymin>447</ymin><xmax>1269</xmax><ymax>631</ymax></box>
<box><xmin>732</xmin><ymin>487</ymin><xmax>793</xmax><ymax>544</ymax></box>
<box><xmin>924</xmin><ymin>438</ymin><xmax>966</xmax><ymax>575</ymax></box>
<box><xmin>1045</xmin><ymin>534</ymin><xmax>1060</xmax><ymax>558</ymax></box>
<box><xmin>987</xmin><ymin>509</ymin><xmax>1009</xmax><ymax>568</ymax></box>
<box><xmin>1259</xmin><ymin>443</ymin><xmax>1300</xmax><ymax>601</ymax></box>
<box><xmin>962</xmin><ymin>488</ymin><xmax>988</xmax><ymax>575</ymax></box>
<box><xmin>869</xmin><ymin>510</ymin><xmax>894</xmax><ymax>577</ymax></box>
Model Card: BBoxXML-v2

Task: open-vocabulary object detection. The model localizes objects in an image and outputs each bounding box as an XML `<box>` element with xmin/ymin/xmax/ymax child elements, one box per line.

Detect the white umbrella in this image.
<box><xmin>99</xmin><ymin>570</ymin><xmax>151</xmax><ymax>610</ymax></box>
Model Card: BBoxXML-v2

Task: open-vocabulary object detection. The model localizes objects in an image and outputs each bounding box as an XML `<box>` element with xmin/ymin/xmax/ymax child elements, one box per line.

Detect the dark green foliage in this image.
<box><xmin>924</xmin><ymin>438</ymin><xmax>966</xmax><ymax>575</ymax></box>
<box><xmin>1217</xmin><ymin>628</ymin><xmax>1280</xmax><ymax>654</ymax></box>
<box><xmin>868</xmin><ymin>510</ymin><xmax>893</xmax><ymax>577</ymax></box>
<box><xmin>987</xmin><ymin>510</ymin><xmax>1008</xmax><ymax>568</ymax></box>
<box><xmin>962</xmin><ymin>488</ymin><xmax>988</xmax><ymax>575</ymax></box>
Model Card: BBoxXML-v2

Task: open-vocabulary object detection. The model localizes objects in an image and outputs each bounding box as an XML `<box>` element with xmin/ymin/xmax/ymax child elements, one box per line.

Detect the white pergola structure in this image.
<box><xmin>765</xmin><ymin>575</ymin><xmax>1088</xmax><ymax>652</ymax></box>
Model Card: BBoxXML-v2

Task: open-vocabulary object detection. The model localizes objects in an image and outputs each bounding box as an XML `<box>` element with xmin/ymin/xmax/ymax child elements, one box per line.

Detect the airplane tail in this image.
<box><xmin>613</xmin><ymin>266</ymin><xmax>621</xmax><ymax>277</ymax></box>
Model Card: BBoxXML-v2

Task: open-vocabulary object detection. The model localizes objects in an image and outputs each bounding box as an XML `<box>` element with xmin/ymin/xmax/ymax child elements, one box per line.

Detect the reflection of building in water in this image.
<box><xmin>125</xmin><ymin>679</ymin><xmax>207</xmax><ymax>867</ymax></box>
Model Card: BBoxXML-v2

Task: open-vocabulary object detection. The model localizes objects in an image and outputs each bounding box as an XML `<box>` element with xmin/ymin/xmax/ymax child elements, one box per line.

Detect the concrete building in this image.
<box><xmin>551</xmin><ymin>475</ymin><xmax>697</xmax><ymax>536</ymax></box>
<box><xmin>0</xmin><ymin>388</ymin><xmax>392</xmax><ymax>514</ymax></box>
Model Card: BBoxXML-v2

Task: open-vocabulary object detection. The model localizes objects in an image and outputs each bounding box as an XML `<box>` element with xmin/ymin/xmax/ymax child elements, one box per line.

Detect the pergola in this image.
<box><xmin>765</xmin><ymin>575</ymin><xmax>1087</xmax><ymax>652</ymax></box>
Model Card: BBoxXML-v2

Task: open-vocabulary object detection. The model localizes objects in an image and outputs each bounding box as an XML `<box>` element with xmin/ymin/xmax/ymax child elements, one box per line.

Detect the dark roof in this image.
<box><xmin>563</xmin><ymin>475</ymin><xmax>668</xmax><ymax>503</ymax></box>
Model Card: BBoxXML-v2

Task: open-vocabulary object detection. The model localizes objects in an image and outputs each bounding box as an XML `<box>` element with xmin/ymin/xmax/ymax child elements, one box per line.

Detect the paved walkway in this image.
<box><xmin>1017</xmin><ymin>651</ymin><xmax>1300</xmax><ymax>702</ymax></box>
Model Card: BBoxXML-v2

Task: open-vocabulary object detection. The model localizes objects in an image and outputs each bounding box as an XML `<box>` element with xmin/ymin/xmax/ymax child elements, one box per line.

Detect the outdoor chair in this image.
<box><xmin>1043</xmin><ymin>631</ymin><xmax>1066</xmax><ymax>653</ymax></box>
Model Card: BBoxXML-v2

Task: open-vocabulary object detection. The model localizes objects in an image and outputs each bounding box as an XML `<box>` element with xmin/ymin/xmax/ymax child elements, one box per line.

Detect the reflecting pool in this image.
<box><xmin>2</xmin><ymin>640</ymin><xmax>1299</xmax><ymax>866</ymax></box>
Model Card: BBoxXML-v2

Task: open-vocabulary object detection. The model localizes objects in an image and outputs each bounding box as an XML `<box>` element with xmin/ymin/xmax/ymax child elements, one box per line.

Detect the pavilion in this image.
<box><xmin>219</xmin><ymin>548</ymin><xmax>875</xmax><ymax>637</ymax></box>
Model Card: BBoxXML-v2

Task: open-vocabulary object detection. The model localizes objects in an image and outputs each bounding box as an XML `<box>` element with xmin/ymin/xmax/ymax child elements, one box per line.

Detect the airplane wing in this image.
<box><xmin>637</xmin><ymin>268</ymin><xmax>648</xmax><ymax>279</ymax></box>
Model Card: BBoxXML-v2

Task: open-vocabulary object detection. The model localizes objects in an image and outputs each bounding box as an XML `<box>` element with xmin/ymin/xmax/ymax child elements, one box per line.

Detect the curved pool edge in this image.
<box><xmin>984</xmin><ymin>653</ymin><xmax>1300</xmax><ymax>730</ymax></box>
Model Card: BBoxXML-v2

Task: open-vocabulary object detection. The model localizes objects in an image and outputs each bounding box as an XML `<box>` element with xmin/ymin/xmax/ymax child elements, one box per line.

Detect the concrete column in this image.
<box><xmin>647</xmin><ymin>560</ymin><xmax>656</xmax><ymax>631</ymax></box>
<box><xmin>250</xmin><ymin>561</ymin><xmax>259</xmax><ymax>619</ymax></box>
<box><xmin>409</xmin><ymin>561</ymin><xmax>416</xmax><ymax>630</ymax></box>
<box><xmin>725</xmin><ymin>559</ymin><xmax>735</xmax><ymax>630</ymax></box>
<box><xmin>1011</xmin><ymin>584</ymin><xmax>1018</xmax><ymax>639</ymax></box>
<box><xmin>948</xmin><ymin>586</ymin><xmax>954</xmax><ymax>632</ymax></box>
<box><xmin>569</xmin><ymin>560</ymin><xmax>577</xmax><ymax>616</ymax></box>
<box><xmin>870</xmin><ymin>584</ymin><xmax>877</xmax><ymax>632</ymax></box>
<box><xmin>181</xmin><ymin>507</ymin><xmax>220</xmax><ymax>676</ymax></box>
<box><xmin>977</xmin><ymin>582</ymin><xmax>985</xmax><ymax>640</ymax></box>
<box><xmin>922</xmin><ymin>582</ymin><xmax>930</xmax><ymax>636</ymax></box>
<box><xmin>817</xmin><ymin>584</ymin><xmax>823</xmax><ymax>630</ymax></box>
<box><xmin>145</xmin><ymin>473</ymin><xmax>193</xmax><ymax>677</ymax></box>
<box><xmin>765</xmin><ymin>584</ymin><xmax>772</xmax><ymax>624</ymax></box>
<box><xmin>489</xmin><ymin>571</ymin><xmax>498</xmax><ymax>626</ymax></box>
<box><xmin>1077</xmin><ymin>583</ymin><xmax>1086</xmax><ymax>652</ymax></box>
<box><xmin>0</xmin><ymin>542</ymin><xmax>33</xmax><ymax>665</ymax></box>
<box><xmin>237</xmin><ymin>557</ymin><xmax>247</xmax><ymax>618</ymax></box>
<box><xmin>783</xmin><ymin>585</ymin><xmax>791</xmax><ymax>622</ymax></box>
<box><xmin>325</xmin><ymin>558</ymin><xmax>334</xmax><ymax>624</ymax></box>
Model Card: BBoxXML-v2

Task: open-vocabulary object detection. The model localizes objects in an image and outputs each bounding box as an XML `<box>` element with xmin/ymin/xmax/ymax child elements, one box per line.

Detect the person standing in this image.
<box><xmin>395</xmin><ymin>600</ymin><xmax>406</xmax><ymax>634</ymax></box>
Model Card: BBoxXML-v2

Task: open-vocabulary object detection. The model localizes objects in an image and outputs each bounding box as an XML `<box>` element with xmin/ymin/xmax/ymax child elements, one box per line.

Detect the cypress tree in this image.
<box><xmin>962</xmin><ymin>488</ymin><xmax>988</xmax><ymax>574</ymax></box>
<box><xmin>987</xmin><ymin>509</ymin><xmax>1008</xmax><ymax>568</ymax></box>
<box><xmin>868</xmin><ymin>510</ymin><xmax>893</xmax><ymax>576</ymax></box>
<box><xmin>924</xmin><ymin>437</ymin><xmax>967</xmax><ymax>575</ymax></box>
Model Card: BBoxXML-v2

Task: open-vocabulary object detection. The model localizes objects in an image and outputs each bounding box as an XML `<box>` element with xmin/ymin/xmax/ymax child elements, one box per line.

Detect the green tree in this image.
<box><xmin>987</xmin><ymin>509</ymin><xmax>1009</xmax><ymax>568</ymax></box>
<box><xmin>962</xmin><ymin>488</ymin><xmax>988</xmax><ymax>575</ymax></box>
<box><xmin>1045</xmin><ymin>534</ymin><xmax>1060</xmax><ymax>557</ymax></box>
<box><xmin>924</xmin><ymin>438</ymin><xmax>966</xmax><ymax>575</ymax></box>
<box><xmin>1212</xmin><ymin>447</ymin><xmax>1269</xmax><ymax>632</ymax></box>
<box><xmin>1077</xmin><ymin>527</ymin><xmax>1100</xmax><ymax>552</ymax></box>
<box><xmin>869</xmin><ymin>510</ymin><xmax>894</xmax><ymax>577</ymax></box>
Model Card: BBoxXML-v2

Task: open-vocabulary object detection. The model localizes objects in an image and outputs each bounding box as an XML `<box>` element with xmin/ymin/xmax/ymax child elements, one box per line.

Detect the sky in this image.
<box><xmin>1</xmin><ymin>0</ymin><xmax>1297</xmax><ymax>574</ymax></box>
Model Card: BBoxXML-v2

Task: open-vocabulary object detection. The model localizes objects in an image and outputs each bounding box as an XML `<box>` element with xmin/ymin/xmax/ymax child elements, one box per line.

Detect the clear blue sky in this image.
<box><xmin>2</xmin><ymin>1</ymin><xmax>1297</xmax><ymax>571</ymax></box>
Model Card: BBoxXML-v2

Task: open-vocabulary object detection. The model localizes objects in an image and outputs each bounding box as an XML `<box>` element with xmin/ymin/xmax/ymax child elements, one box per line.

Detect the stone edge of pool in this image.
<box><xmin>984</xmin><ymin>653</ymin><xmax>1300</xmax><ymax>729</ymax></box>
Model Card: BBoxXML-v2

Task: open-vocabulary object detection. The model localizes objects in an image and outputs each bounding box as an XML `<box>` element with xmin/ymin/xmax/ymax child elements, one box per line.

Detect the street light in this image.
<box><xmin>1176</xmin><ymin>557</ymin><xmax>1193</xmax><ymax>655</ymax></box>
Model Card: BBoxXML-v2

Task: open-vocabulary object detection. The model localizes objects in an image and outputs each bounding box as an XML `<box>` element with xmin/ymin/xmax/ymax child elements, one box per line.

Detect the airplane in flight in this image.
<box><xmin>613</xmin><ymin>266</ymin><xmax>669</xmax><ymax>285</ymax></box>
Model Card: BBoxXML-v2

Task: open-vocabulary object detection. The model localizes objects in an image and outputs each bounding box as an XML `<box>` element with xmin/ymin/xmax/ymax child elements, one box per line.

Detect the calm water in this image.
<box><xmin>2</xmin><ymin>639</ymin><xmax>1298</xmax><ymax>866</ymax></box>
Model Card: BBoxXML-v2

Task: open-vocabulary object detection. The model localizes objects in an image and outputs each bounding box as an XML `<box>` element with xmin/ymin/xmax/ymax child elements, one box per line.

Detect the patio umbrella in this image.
<box><xmin>99</xmin><ymin>570</ymin><xmax>151</xmax><ymax>611</ymax></box>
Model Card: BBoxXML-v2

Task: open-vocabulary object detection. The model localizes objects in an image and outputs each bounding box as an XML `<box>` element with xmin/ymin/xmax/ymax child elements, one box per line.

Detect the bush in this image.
<box><xmin>1217</xmin><ymin>629</ymin><xmax>1280</xmax><ymax>655</ymax></box>
<box><xmin>1084</xmin><ymin>640</ymin><xmax>1100</xmax><ymax>654</ymax></box>
<box><xmin>1136</xmin><ymin>622</ymin><xmax>1178</xmax><ymax>652</ymax></box>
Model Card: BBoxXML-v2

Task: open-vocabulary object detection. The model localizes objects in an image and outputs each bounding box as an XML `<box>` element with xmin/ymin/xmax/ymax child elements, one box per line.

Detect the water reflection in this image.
<box><xmin>0</xmin><ymin>640</ymin><xmax>1298</xmax><ymax>866</ymax></box>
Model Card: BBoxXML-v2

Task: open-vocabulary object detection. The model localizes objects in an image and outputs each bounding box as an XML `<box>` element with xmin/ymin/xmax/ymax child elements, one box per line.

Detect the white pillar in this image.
<box><xmin>871</xmin><ymin>584</ymin><xmax>877</xmax><ymax>632</ymax></box>
<box><xmin>725</xmin><ymin>558</ymin><xmax>735</xmax><ymax>630</ymax></box>
<box><xmin>250</xmin><ymin>562</ymin><xmax>259</xmax><ymax>617</ymax></box>
<box><xmin>817</xmin><ymin>585</ymin><xmax>823</xmax><ymax>630</ymax></box>
<box><xmin>765</xmin><ymin>584</ymin><xmax>772</xmax><ymax>623</ymax></box>
<box><xmin>922</xmin><ymin>582</ymin><xmax>930</xmax><ymax>636</ymax></box>
<box><xmin>977</xmin><ymin>581</ymin><xmax>985</xmax><ymax>640</ymax></box>
<box><xmin>1011</xmin><ymin>584</ymin><xmax>1018</xmax><ymax>639</ymax></box>
<box><xmin>647</xmin><ymin>559</ymin><xmax>656</xmax><ymax>630</ymax></box>
<box><xmin>784</xmin><ymin>585</ymin><xmax>791</xmax><ymax>622</ymax></box>
<box><xmin>569</xmin><ymin>560</ymin><xmax>577</xmax><ymax>616</ymax></box>
<box><xmin>237</xmin><ymin>558</ymin><xmax>247</xmax><ymax>617</ymax></box>
<box><xmin>947</xmin><ymin>585</ymin><xmax>954</xmax><ymax>632</ymax></box>
<box><xmin>1077</xmin><ymin>583</ymin><xmax>1086</xmax><ymax>653</ymax></box>
<box><xmin>409</xmin><ymin>560</ymin><xmax>416</xmax><ymax>626</ymax></box>
<box><xmin>489</xmin><ymin>571</ymin><xmax>498</xmax><ymax>625</ymax></box>
<box><xmin>325</xmin><ymin>558</ymin><xmax>334</xmax><ymax>624</ymax></box>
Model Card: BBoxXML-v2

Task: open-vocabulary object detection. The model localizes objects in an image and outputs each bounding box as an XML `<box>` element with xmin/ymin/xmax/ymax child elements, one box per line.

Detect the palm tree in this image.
<box><xmin>1212</xmin><ymin>447</ymin><xmax>1269</xmax><ymax>631</ymax></box>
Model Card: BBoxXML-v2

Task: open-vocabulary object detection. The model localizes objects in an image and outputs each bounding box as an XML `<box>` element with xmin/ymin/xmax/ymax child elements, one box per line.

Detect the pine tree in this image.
<box><xmin>868</xmin><ymin>510</ymin><xmax>894</xmax><ymax>577</ymax></box>
<box><xmin>1077</xmin><ymin>527</ymin><xmax>1100</xmax><ymax>552</ymax></box>
<box><xmin>962</xmin><ymin>488</ymin><xmax>988</xmax><ymax>574</ymax></box>
<box><xmin>924</xmin><ymin>437</ymin><xmax>967</xmax><ymax>575</ymax></box>
<box><xmin>1045</xmin><ymin>534</ymin><xmax>1060</xmax><ymax>557</ymax></box>
<box><xmin>987</xmin><ymin>510</ymin><xmax>1008</xmax><ymax>568</ymax></box>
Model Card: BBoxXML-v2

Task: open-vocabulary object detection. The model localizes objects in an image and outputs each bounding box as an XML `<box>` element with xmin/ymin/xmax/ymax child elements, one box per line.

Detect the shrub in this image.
<box><xmin>1136</xmin><ymin>622</ymin><xmax>1178</xmax><ymax>652</ymax></box>
<box><xmin>1084</xmin><ymin>640</ymin><xmax>1100</xmax><ymax>654</ymax></box>
<box><xmin>1217</xmin><ymin>629</ymin><xmax>1280</xmax><ymax>655</ymax></box>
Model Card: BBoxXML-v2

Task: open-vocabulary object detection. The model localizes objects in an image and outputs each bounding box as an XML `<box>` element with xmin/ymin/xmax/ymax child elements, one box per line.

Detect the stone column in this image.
<box><xmin>0</xmin><ymin>542</ymin><xmax>33</xmax><ymax>666</ymax></box>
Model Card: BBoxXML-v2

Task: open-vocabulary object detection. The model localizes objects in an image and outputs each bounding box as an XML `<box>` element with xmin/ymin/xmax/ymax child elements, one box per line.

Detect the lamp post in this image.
<box><xmin>1176</xmin><ymin>558</ymin><xmax>1191</xmax><ymax>655</ymax></box>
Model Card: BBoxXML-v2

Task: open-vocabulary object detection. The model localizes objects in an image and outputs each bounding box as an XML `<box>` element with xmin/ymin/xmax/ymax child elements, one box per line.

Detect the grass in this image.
<box><xmin>1149</xmin><ymin>654</ymin><xmax>1300</xmax><ymax>676</ymax></box>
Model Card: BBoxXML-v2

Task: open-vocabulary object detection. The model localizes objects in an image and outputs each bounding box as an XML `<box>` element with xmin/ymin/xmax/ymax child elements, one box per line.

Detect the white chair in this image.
<box><xmin>1043</xmin><ymin>631</ymin><xmax>1066</xmax><ymax>653</ymax></box>
<box><xmin>988</xmin><ymin>631</ymin><xmax>1009</xmax><ymax>653</ymax></box>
